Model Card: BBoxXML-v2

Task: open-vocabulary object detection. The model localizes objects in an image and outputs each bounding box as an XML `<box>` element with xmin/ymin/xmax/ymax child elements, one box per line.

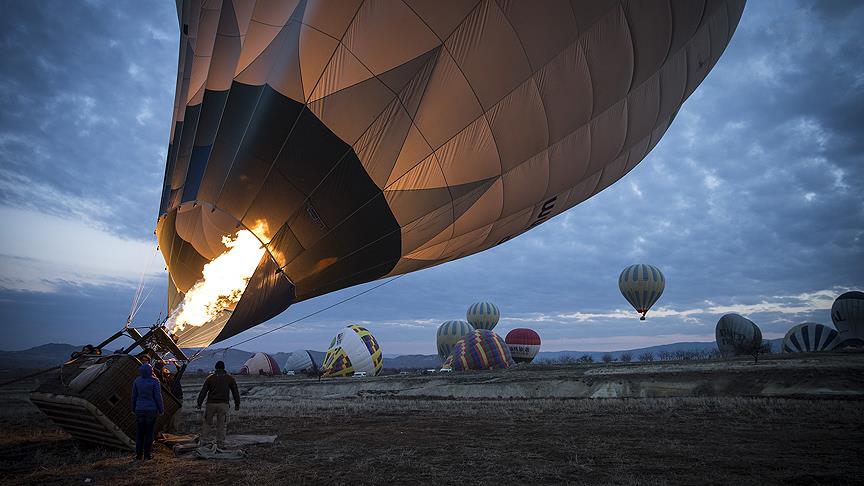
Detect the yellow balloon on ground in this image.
<box><xmin>321</xmin><ymin>325</ymin><xmax>383</xmax><ymax>377</ymax></box>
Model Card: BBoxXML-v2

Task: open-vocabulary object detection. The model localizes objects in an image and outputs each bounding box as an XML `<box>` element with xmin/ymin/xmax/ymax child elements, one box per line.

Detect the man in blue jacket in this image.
<box><xmin>131</xmin><ymin>363</ymin><xmax>164</xmax><ymax>460</ymax></box>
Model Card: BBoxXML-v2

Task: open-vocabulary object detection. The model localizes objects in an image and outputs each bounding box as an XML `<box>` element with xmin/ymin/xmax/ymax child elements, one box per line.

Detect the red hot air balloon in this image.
<box><xmin>505</xmin><ymin>328</ymin><xmax>541</xmax><ymax>363</ymax></box>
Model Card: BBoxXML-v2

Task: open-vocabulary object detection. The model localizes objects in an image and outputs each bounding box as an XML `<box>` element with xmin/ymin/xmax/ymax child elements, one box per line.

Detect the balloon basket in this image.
<box><xmin>29</xmin><ymin>327</ymin><xmax>186</xmax><ymax>450</ymax></box>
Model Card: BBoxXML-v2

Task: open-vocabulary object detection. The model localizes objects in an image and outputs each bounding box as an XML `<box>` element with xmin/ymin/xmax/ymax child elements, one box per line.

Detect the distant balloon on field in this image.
<box><xmin>715</xmin><ymin>314</ymin><xmax>762</xmax><ymax>356</ymax></box>
<box><xmin>447</xmin><ymin>329</ymin><xmax>513</xmax><ymax>371</ymax></box>
<box><xmin>466</xmin><ymin>302</ymin><xmax>500</xmax><ymax>330</ymax></box>
<box><xmin>618</xmin><ymin>264</ymin><xmax>665</xmax><ymax>320</ymax></box>
<box><xmin>505</xmin><ymin>328</ymin><xmax>541</xmax><ymax>363</ymax></box>
<box><xmin>831</xmin><ymin>291</ymin><xmax>864</xmax><ymax>346</ymax></box>
<box><xmin>436</xmin><ymin>320</ymin><xmax>474</xmax><ymax>363</ymax></box>
<box><xmin>282</xmin><ymin>349</ymin><xmax>320</xmax><ymax>376</ymax></box>
<box><xmin>782</xmin><ymin>323</ymin><xmax>840</xmax><ymax>353</ymax></box>
<box><xmin>321</xmin><ymin>325</ymin><xmax>383</xmax><ymax>378</ymax></box>
<box><xmin>240</xmin><ymin>352</ymin><xmax>281</xmax><ymax>375</ymax></box>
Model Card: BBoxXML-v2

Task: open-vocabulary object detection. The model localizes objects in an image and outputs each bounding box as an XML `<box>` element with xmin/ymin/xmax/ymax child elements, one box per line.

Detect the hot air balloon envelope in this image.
<box><xmin>240</xmin><ymin>352</ymin><xmax>281</xmax><ymax>375</ymax></box>
<box><xmin>618</xmin><ymin>264</ymin><xmax>665</xmax><ymax>320</ymax></box>
<box><xmin>158</xmin><ymin>0</ymin><xmax>744</xmax><ymax>348</ymax></box>
<box><xmin>448</xmin><ymin>329</ymin><xmax>513</xmax><ymax>371</ymax></box>
<box><xmin>505</xmin><ymin>328</ymin><xmax>541</xmax><ymax>363</ymax></box>
<box><xmin>436</xmin><ymin>320</ymin><xmax>474</xmax><ymax>363</ymax></box>
<box><xmin>282</xmin><ymin>349</ymin><xmax>320</xmax><ymax>376</ymax></box>
<box><xmin>321</xmin><ymin>325</ymin><xmax>383</xmax><ymax>377</ymax></box>
<box><xmin>466</xmin><ymin>302</ymin><xmax>500</xmax><ymax>330</ymax></box>
<box><xmin>782</xmin><ymin>323</ymin><xmax>840</xmax><ymax>353</ymax></box>
<box><xmin>831</xmin><ymin>291</ymin><xmax>864</xmax><ymax>347</ymax></box>
<box><xmin>715</xmin><ymin>314</ymin><xmax>762</xmax><ymax>356</ymax></box>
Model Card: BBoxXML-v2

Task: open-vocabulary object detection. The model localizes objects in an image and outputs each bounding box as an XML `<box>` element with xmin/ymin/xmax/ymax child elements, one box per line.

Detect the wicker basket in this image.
<box><xmin>31</xmin><ymin>354</ymin><xmax>181</xmax><ymax>450</ymax></box>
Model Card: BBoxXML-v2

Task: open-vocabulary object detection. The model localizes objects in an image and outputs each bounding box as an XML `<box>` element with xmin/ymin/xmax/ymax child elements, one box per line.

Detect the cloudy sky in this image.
<box><xmin>1</xmin><ymin>0</ymin><xmax>862</xmax><ymax>355</ymax></box>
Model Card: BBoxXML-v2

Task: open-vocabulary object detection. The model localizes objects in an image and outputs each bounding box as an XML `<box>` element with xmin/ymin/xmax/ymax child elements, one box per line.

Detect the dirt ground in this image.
<box><xmin>2</xmin><ymin>356</ymin><xmax>863</xmax><ymax>485</ymax></box>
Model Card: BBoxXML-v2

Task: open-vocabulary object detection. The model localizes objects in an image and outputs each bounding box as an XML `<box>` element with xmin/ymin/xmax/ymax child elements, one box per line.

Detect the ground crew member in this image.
<box><xmin>196</xmin><ymin>361</ymin><xmax>240</xmax><ymax>447</ymax></box>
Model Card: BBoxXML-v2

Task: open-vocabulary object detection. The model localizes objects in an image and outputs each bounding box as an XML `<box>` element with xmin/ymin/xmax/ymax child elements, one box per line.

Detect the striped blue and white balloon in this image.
<box><xmin>618</xmin><ymin>264</ymin><xmax>665</xmax><ymax>320</ymax></box>
<box><xmin>831</xmin><ymin>291</ymin><xmax>864</xmax><ymax>346</ymax></box>
<box><xmin>466</xmin><ymin>302</ymin><xmax>500</xmax><ymax>331</ymax></box>
<box><xmin>783</xmin><ymin>323</ymin><xmax>840</xmax><ymax>353</ymax></box>
<box><xmin>436</xmin><ymin>320</ymin><xmax>475</xmax><ymax>362</ymax></box>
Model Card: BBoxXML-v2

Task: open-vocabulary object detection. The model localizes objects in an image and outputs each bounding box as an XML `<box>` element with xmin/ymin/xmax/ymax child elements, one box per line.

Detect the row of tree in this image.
<box><xmin>540</xmin><ymin>344</ymin><xmax>774</xmax><ymax>365</ymax></box>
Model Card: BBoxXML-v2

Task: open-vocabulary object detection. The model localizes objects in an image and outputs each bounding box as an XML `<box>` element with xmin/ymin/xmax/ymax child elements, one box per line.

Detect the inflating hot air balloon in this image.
<box><xmin>831</xmin><ymin>291</ymin><xmax>864</xmax><ymax>347</ymax></box>
<box><xmin>715</xmin><ymin>314</ymin><xmax>762</xmax><ymax>356</ymax></box>
<box><xmin>436</xmin><ymin>320</ymin><xmax>474</xmax><ymax>363</ymax></box>
<box><xmin>782</xmin><ymin>323</ymin><xmax>840</xmax><ymax>353</ymax></box>
<box><xmin>240</xmin><ymin>352</ymin><xmax>281</xmax><ymax>375</ymax></box>
<box><xmin>466</xmin><ymin>302</ymin><xmax>500</xmax><ymax>330</ymax></box>
<box><xmin>320</xmin><ymin>325</ymin><xmax>383</xmax><ymax>377</ymax></box>
<box><xmin>158</xmin><ymin>0</ymin><xmax>745</xmax><ymax>348</ymax></box>
<box><xmin>505</xmin><ymin>328</ymin><xmax>541</xmax><ymax>363</ymax></box>
<box><xmin>446</xmin><ymin>329</ymin><xmax>513</xmax><ymax>371</ymax></box>
<box><xmin>282</xmin><ymin>349</ymin><xmax>320</xmax><ymax>375</ymax></box>
<box><xmin>618</xmin><ymin>264</ymin><xmax>665</xmax><ymax>320</ymax></box>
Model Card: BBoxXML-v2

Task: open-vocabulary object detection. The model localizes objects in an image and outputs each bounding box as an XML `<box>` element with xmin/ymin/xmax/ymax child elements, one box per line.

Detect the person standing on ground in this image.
<box><xmin>197</xmin><ymin>361</ymin><xmax>240</xmax><ymax>447</ymax></box>
<box><xmin>131</xmin><ymin>363</ymin><xmax>164</xmax><ymax>460</ymax></box>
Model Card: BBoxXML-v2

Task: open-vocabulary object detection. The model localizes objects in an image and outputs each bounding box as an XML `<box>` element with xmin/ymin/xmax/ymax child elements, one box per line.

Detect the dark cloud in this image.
<box><xmin>0</xmin><ymin>0</ymin><xmax>176</xmax><ymax>238</ymax></box>
<box><xmin>0</xmin><ymin>1</ymin><xmax>861</xmax><ymax>352</ymax></box>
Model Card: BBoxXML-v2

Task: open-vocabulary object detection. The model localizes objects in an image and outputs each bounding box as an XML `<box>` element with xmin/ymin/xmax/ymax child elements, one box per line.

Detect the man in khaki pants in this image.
<box><xmin>196</xmin><ymin>361</ymin><xmax>240</xmax><ymax>447</ymax></box>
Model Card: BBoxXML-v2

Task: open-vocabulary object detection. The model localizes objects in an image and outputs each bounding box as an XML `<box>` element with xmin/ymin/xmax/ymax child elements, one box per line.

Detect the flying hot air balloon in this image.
<box><xmin>436</xmin><ymin>320</ymin><xmax>474</xmax><ymax>363</ymax></box>
<box><xmin>320</xmin><ymin>325</ymin><xmax>383</xmax><ymax>377</ymax></box>
<box><xmin>831</xmin><ymin>291</ymin><xmax>864</xmax><ymax>347</ymax></box>
<box><xmin>158</xmin><ymin>0</ymin><xmax>745</xmax><ymax>348</ymax></box>
<box><xmin>618</xmin><ymin>264</ymin><xmax>665</xmax><ymax>320</ymax></box>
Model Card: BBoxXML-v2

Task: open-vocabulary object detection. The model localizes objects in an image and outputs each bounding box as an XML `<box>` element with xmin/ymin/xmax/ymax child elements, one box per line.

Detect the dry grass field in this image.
<box><xmin>2</xmin><ymin>355</ymin><xmax>863</xmax><ymax>485</ymax></box>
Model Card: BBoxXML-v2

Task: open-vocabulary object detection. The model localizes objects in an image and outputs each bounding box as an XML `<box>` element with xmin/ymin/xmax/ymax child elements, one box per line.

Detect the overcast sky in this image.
<box><xmin>0</xmin><ymin>0</ymin><xmax>862</xmax><ymax>355</ymax></box>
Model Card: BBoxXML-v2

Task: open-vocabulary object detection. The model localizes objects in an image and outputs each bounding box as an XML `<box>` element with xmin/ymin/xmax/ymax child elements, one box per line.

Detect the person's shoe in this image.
<box><xmin>144</xmin><ymin>454</ymin><xmax>152</xmax><ymax>460</ymax></box>
<box><xmin>134</xmin><ymin>455</ymin><xmax>142</xmax><ymax>461</ymax></box>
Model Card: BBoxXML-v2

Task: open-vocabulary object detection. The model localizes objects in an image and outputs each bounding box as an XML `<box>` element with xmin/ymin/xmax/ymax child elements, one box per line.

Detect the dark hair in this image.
<box><xmin>215</xmin><ymin>361</ymin><xmax>225</xmax><ymax>370</ymax></box>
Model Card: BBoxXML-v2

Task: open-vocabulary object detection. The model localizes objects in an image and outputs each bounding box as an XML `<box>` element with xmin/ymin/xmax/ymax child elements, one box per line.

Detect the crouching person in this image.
<box><xmin>197</xmin><ymin>361</ymin><xmax>240</xmax><ymax>447</ymax></box>
<box><xmin>131</xmin><ymin>363</ymin><xmax>164</xmax><ymax>460</ymax></box>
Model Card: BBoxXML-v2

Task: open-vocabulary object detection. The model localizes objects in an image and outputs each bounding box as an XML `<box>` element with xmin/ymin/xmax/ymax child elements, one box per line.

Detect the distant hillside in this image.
<box><xmin>534</xmin><ymin>339</ymin><xmax>783</xmax><ymax>363</ymax></box>
<box><xmin>0</xmin><ymin>340</ymin><xmax>782</xmax><ymax>372</ymax></box>
<box><xmin>383</xmin><ymin>354</ymin><xmax>442</xmax><ymax>369</ymax></box>
<box><xmin>0</xmin><ymin>343</ymin><xmax>80</xmax><ymax>370</ymax></box>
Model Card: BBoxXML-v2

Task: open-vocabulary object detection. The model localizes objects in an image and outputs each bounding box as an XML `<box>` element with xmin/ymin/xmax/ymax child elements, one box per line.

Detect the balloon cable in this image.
<box><xmin>189</xmin><ymin>274</ymin><xmax>406</xmax><ymax>362</ymax></box>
